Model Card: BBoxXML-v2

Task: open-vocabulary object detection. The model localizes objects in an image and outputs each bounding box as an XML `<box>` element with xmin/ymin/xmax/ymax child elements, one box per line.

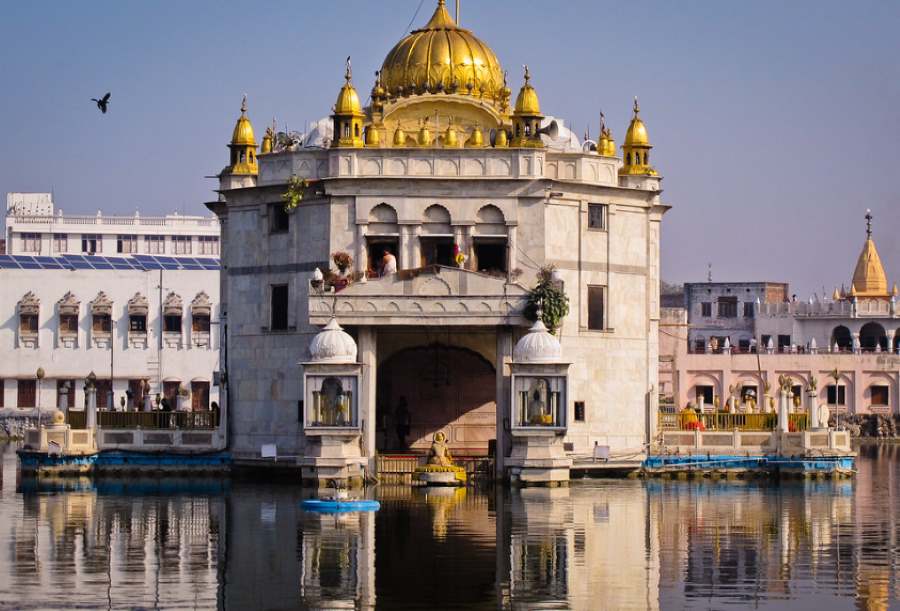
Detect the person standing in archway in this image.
<box><xmin>381</xmin><ymin>249</ymin><xmax>397</xmax><ymax>276</ymax></box>
<box><xmin>395</xmin><ymin>397</ymin><xmax>410</xmax><ymax>450</ymax></box>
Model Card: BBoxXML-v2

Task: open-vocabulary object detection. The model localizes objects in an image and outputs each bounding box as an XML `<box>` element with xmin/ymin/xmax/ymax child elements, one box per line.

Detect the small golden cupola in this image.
<box><xmin>225</xmin><ymin>95</ymin><xmax>258</xmax><ymax>176</ymax></box>
<box><xmin>510</xmin><ymin>65</ymin><xmax>544</xmax><ymax>148</ymax></box>
<box><xmin>261</xmin><ymin>122</ymin><xmax>274</xmax><ymax>155</ymax></box>
<box><xmin>598</xmin><ymin>111</ymin><xmax>616</xmax><ymax>157</ymax></box>
<box><xmin>620</xmin><ymin>97</ymin><xmax>657</xmax><ymax>176</ymax></box>
<box><xmin>851</xmin><ymin>210</ymin><xmax>890</xmax><ymax>298</ymax></box>
<box><xmin>331</xmin><ymin>57</ymin><xmax>365</xmax><ymax>148</ymax></box>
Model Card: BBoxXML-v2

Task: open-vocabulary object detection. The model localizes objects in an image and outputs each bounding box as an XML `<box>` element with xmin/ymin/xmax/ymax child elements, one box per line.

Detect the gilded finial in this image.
<box><xmin>633</xmin><ymin>96</ymin><xmax>640</xmax><ymax>116</ymax></box>
<box><xmin>893</xmin><ymin>283</ymin><xmax>898</xmax><ymax>297</ymax></box>
<box><xmin>865</xmin><ymin>208</ymin><xmax>873</xmax><ymax>239</ymax></box>
<box><xmin>240</xmin><ymin>94</ymin><xmax>247</xmax><ymax>115</ymax></box>
<box><xmin>523</xmin><ymin>65</ymin><xmax>531</xmax><ymax>84</ymax></box>
<box><xmin>600</xmin><ymin>111</ymin><xmax>606</xmax><ymax>131</ymax></box>
<box><xmin>345</xmin><ymin>56</ymin><xmax>352</xmax><ymax>82</ymax></box>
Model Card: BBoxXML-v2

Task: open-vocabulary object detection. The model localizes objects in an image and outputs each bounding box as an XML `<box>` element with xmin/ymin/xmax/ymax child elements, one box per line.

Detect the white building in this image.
<box><xmin>210</xmin><ymin>1</ymin><xmax>669</xmax><ymax>484</ymax></box>
<box><xmin>1</xmin><ymin>193</ymin><xmax>221</xmax><ymax>415</ymax></box>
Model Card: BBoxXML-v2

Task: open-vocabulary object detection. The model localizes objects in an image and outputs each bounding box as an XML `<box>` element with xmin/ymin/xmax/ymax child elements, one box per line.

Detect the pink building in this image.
<box><xmin>667</xmin><ymin>213</ymin><xmax>899</xmax><ymax>416</ymax></box>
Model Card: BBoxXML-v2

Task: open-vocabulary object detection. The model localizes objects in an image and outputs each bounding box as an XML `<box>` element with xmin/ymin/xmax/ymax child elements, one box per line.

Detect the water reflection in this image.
<box><xmin>3</xmin><ymin>445</ymin><xmax>900</xmax><ymax>609</ymax></box>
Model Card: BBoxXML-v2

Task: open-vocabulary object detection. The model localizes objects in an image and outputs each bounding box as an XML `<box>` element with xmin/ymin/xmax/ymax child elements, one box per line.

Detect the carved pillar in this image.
<box><xmin>779</xmin><ymin>388</ymin><xmax>790</xmax><ymax>433</ymax></box>
<box><xmin>852</xmin><ymin>332</ymin><xmax>861</xmax><ymax>354</ymax></box>
<box><xmin>887</xmin><ymin>329</ymin><xmax>896</xmax><ymax>354</ymax></box>
<box><xmin>399</xmin><ymin>225</ymin><xmax>411</xmax><ymax>270</ymax></box>
<box><xmin>495</xmin><ymin>328</ymin><xmax>513</xmax><ymax>478</ymax></box>
<box><xmin>411</xmin><ymin>225</ymin><xmax>422</xmax><ymax>270</ymax></box>
<box><xmin>86</xmin><ymin>387</ymin><xmax>98</xmax><ymax>430</ymax></box>
<box><xmin>807</xmin><ymin>389</ymin><xmax>820</xmax><ymax>430</ymax></box>
<box><xmin>358</xmin><ymin>326</ymin><xmax>377</xmax><ymax>475</ymax></box>
<box><xmin>507</xmin><ymin>224</ymin><xmax>518</xmax><ymax>277</ymax></box>
<box><xmin>356</xmin><ymin>223</ymin><xmax>368</xmax><ymax>281</ymax></box>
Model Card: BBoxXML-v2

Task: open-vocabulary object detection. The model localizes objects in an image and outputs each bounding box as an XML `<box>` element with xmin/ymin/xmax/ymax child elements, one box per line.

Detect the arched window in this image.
<box><xmin>354</xmin><ymin>123</ymin><xmax>360</xmax><ymax>138</ymax></box>
<box><xmin>473</xmin><ymin>205</ymin><xmax>508</xmax><ymax>274</ymax></box>
<box><xmin>860</xmin><ymin>322</ymin><xmax>888</xmax><ymax>351</ymax></box>
<box><xmin>831</xmin><ymin>325</ymin><xmax>852</xmax><ymax>351</ymax></box>
<box><xmin>163</xmin><ymin>292</ymin><xmax>183</xmax><ymax>334</ymax></box>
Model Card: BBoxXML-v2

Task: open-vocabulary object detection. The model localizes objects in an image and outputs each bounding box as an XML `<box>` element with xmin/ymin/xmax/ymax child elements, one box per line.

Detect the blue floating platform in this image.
<box><xmin>301</xmin><ymin>499</ymin><xmax>381</xmax><ymax>513</ymax></box>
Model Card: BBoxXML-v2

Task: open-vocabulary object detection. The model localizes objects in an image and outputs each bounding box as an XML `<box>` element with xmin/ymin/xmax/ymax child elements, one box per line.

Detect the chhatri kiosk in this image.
<box><xmin>209</xmin><ymin>1</ymin><xmax>669</xmax><ymax>484</ymax></box>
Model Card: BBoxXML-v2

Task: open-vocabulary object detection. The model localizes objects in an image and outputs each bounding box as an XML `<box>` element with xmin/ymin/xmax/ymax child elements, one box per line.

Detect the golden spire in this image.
<box><xmin>417</xmin><ymin>117</ymin><xmax>432</xmax><ymax>146</ymax></box>
<box><xmin>850</xmin><ymin>209</ymin><xmax>889</xmax><ymax>298</ymax></box>
<box><xmin>893</xmin><ymin>283</ymin><xmax>899</xmax><ymax>297</ymax></box>
<box><xmin>225</xmin><ymin>95</ymin><xmax>258</xmax><ymax>176</ymax></box>
<box><xmin>261</xmin><ymin>117</ymin><xmax>275</xmax><ymax>154</ymax></box>
<box><xmin>510</xmin><ymin>65</ymin><xmax>543</xmax><ymax>148</ymax></box>
<box><xmin>494</xmin><ymin>125</ymin><xmax>508</xmax><ymax>147</ymax></box>
<box><xmin>850</xmin><ymin>283</ymin><xmax>858</xmax><ymax>298</ymax></box>
<box><xmin>443</xmin><ymin>118</ymin><xmax>459</xmax><ymax>147</ymax></box>
<box><xmin>365</xmin><ymin>125</ymin><xmax>381</xmax><ymax>147</ymax></box>
<box><xmin>598</xmin><ymin>111</ymin><xmax>616</xmax><ymax>157</ymax></box>
<box><xmin>465</xmin><ymin>123</ymin><xmax>484</xmax><ymax>147</ymax></box>
<box><xmin>332</xmin><ymin>56</ymin><xmax>365</xmax><ymax>148</ymax></box>
<box><xmin>832</xmin><ymin>286</ymin><xmax>841</xmax><ymax>301</ymax></box>
<box><xmin>620</xmin><ymin>96</ymin><xmax>657</xmax><ymax>176</ymax></box>
<box><xmin>393</xmin><ymin>124</ymin><xmax>408</xmax><ymax>146</ymax></box>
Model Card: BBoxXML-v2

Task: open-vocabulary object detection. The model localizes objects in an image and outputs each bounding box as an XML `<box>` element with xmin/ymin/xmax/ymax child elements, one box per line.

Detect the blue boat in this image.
<box><xmin>301</xmin><ymin>499</ymin><xmax>381</xmax><ymax>513</ymax></box>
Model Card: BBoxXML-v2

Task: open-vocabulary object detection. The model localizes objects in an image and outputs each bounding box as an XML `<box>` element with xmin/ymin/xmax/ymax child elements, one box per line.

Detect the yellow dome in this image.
<box><xmin>624</xmin><ymin>98</ymin><xmax>649</xmax><ymax>147</ymax></box>
<box><xmin>514</xmin><ymin>66</ymin><xmax>541</xmax><ymax>115</ymax></box>
<box><xmin>335</xmin><ymin>61</ymin><xmax>363</xmax><ymax>116</ymax></box>
<box><xmin>851</xmin><ymin>212</ymin><xmax>889</xmax><ymax>297</ymax></box>
<box><xmin>231</xmin><ymin>96</ymin><xmax>256</xmax><ymax>146</ymax></box>
<box><xmin>380</xmin><ymin>0</ymin><xmax>505</xmax><ymax>103</ymax></box>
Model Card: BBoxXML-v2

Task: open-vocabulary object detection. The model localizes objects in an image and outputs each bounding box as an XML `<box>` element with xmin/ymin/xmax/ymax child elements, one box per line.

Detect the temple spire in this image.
<box><xmin>865</xmin><ymin>208</ymin><xmax>873</xmax><ymax>239</ymax></box>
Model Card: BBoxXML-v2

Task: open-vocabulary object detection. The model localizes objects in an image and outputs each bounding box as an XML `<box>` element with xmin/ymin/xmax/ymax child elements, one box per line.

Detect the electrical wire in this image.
<box><xmin>403</xmin><ymin>0</ymin><xmax>426</xmax><ymax>36</ymax></box>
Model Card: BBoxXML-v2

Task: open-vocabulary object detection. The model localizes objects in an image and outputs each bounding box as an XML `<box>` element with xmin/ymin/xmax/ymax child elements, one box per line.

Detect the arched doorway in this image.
<box><xmin>831</xmin><ymin>325</ymin><xmax>852</xmax><ymax>351</ymax></box>
<box><xmin>860</xmin><ymin>322</ymin><xmax>887</xmax><ymax>351</ymax></box>
<box><xmin>377</xmin><ymin>344</ymin><xmax>496</xmax><ymax>456</ymax></box>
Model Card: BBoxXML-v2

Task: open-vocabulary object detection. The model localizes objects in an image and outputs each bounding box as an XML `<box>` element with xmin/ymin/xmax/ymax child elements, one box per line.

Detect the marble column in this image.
<box><xmin>852</xmin><ymin>332</ymin><xmax>861</xmax><ymax>354</ymax></box>
<box><xmin>495</xmin><ymin>328</ymin><xmax>513</xmax><ymax>478</ymax></box>
<box><xmin>887</xmin><ymin>329</ymin><xmax>896</xmax><ymax>354</ymax></box>
<box><xmin>86</xmin><ymin>386</ymin><xmax>98</xmax><ymax>430</ymax></box>
<box><xmin>358</xmin><ymin>326</ymin><xmax>377</xmax><ymax>476</ymax></box>
<box><xmin>355</xmin><ymin>223</ymin><xmax>368</xmax><ymax>281</ymax></box>
<box><xmin>778</xmin><ymin>389</ymin><xmax>790</xmax><ymax>433</ymax></box>
<box><xmin>398</xmin><ymin>225</ymin><xmax>410</xmax><ymax>270</ymax></box>
<box><xmin>507</xmin><ymin>224</ymin><xmax>518</xmax><ymax>278</ymax></box>
<box><xmin>807</xmin><ymin>389</ymin><xmax>819</xmax><ymax>429</ymax></box>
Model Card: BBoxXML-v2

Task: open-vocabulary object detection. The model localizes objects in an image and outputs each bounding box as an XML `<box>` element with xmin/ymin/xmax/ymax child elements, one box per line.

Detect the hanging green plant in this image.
<box><xmin>282</xmin><ymin>176</ymin><xmax>309</xmax><ymax>212</ymax></box>
<box><xmin>525</xmin><ymin>265</ymin><xmax>569</xmax><ymax>333</ymax></box>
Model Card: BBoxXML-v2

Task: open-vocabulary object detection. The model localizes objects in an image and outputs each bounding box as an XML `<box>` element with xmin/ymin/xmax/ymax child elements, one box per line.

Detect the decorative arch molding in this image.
<box><xmin>18</xmin><ymin>291</ymin><xmax>40</xmax><ymax>315</ymax></box>
<box><xmin>163</xmin><ymin>292</ymin><xmax>183</xmax><ymax>316</ymax></box>
<box><xmin>191</xmin><ymin>291</ymin><xmax>212</xmax><ymax>316</ymax></box>
<box><xmin>128</xmin><ymin>292</ymin><xmax>149</xmax><ymax>316</ymax></box>
<box><xmin>91</xmin><ymin>291</ymin><xmax>113</xmax><ymax>316</ymax></box>
<box><xmin>57</xmin><ymin>292</ymin><xmax>80</xmax><ymax>316</ymax></box>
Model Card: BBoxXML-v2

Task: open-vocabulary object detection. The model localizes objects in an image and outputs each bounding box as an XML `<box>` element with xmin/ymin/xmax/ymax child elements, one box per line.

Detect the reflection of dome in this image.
<box><xmin>309</xmin><ymin>318</ymin><xmax>357</xmax><ymax>363</ymax></box>
<box><xmin>380</xmin><ymin>0</ymin><xmax>504</xmax><ymax>102</ymax></box>
<box><xmin>513</xmin><ymin>319</ymin><xmax>562</xmax><ymax>363</ymax></box>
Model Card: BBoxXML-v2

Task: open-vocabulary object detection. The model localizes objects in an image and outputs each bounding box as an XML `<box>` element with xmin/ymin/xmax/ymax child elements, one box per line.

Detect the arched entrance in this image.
<box><xmin>831</xmin><ymin>325</ymin><xmax>852</xmax><ymax>351</ymax></box>
<box><xmin>377</xmin><ymin>344</ymin><xmax>496</xmax><ymax>456</ymax></box>
<box><xmin>860</xmin><ymin>322</ymin><xmax>887</xmax><ymax>351</ymax></box>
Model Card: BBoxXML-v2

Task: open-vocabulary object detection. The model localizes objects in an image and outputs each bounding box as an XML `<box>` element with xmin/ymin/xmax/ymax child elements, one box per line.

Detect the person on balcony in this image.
<box><xmin>381</xmin><ymin>249</ymin><xmax>397</xmax><ymax>276</ymax></box>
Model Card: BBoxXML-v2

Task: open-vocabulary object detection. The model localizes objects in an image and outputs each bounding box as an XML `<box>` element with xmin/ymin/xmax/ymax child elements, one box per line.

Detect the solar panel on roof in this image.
<box><xmin>0</xmin><ymin>256</ymin><xmax>19</xmax><ymax>269</ymax></box>
<box><xmin>18</xmin><ymin>257</ymin><xmax>41</xmax><ymax>269</ymax></box>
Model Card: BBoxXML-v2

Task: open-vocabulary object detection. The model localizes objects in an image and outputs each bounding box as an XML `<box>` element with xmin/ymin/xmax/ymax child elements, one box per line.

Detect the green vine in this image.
<box><xmin>525</xmin><ymin>265</ymin><xmax>569</xmax><ymax>333</ymax></box>
<box><xmin>282</xmin><ymin>176</ymin><xmax>309</xmax><ymax>212</ymax></box>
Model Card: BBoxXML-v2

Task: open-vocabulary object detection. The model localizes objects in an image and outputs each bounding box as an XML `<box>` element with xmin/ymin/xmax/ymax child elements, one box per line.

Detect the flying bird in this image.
<box><xmin>91</xmin><ymin>92</ymin><xmax>111</xmax><ymax>114</ymax></box>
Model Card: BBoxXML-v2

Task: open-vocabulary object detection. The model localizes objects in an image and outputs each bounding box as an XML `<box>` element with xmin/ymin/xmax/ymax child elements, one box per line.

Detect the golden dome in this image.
<box><xmin>231</xmin><ymin>96</ymin><xmax>256</xmax><ymax>146</ymax></box>
<box><xmin>851</xmin><ymin>211</ymin><xmax>889</xmax><ymax>297</ymax></box>
<box><xmin>514</xmin><ymin>66</ymin><xmax>541</xmax><ymax>115</ymax></box>
<box><xmin>393</xmin><ymin>125</ymin><xmax>408</xmax><ymax>146</ymax></box>
<box><xmin>465</xmin><ymin>124</ymin><xmax>484</xmax><ymax>147</ymax></box>
<box><xmin>417</xmin><ymin>120</ymin><xmax>432</xmax><ymax>146</ymax></box>
<box><xmin>494</xmin><ymin>127</ymin><xmax>508</xmax><ymax>147</ymax></box>
<box><xmin>365</xmin><ymin>125</ymin><xmax>380</xmax><ymax>146</ymax></box>
<box><xmin>624</xmin><ymin>97</ymin><xmax>650</xmax><ymax>147</ymax></box>
<box><xmin>334</xmin><ymin>60</ymin><xmax>363</xmax><ymax>116</ymax></box>
<box><xmin>380</xmin><ymin>0</ymin><xmax>505</xmax><ymax>103</ymax></box>
<box><xmin>443</xmin><ymin>122</ymin><xmax>459</xmax><ymax>147</ymax></box>
<box><xmin>599</xmin><ymin>112</ymin><xmax>616</xmax><ymax>157</ymax></box>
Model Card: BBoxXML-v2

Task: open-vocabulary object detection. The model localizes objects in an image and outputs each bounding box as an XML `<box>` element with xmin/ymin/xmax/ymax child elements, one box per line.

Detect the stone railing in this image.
<box><xmin>658</xmin><ymin>411</ymin><xmax>808</xmax><ymax>432</ymax></box>
<box><xmin>758</xmin><ymin>299</ymin><xmax>895</xmax><ymax>318</ymax></box>
<box><xmin>67</xmin><ymin>410</ymin><xmax>219</xmax><ymax>430</ymax></box>
<box><xmin>9</xmin><ymin>214</ymin><xmax>219</xmax><ymax>229</ymax></box>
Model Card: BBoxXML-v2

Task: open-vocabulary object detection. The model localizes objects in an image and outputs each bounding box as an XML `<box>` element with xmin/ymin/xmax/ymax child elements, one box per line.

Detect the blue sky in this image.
<box><xmin>1</xmin><ymin>1</ymin><xmax>898</xmax><ymax>296</ymax></box>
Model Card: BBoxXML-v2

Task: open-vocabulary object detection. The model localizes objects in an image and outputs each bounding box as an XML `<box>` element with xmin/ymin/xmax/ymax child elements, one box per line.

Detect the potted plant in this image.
<box><xmin>332</xmin><ymin>251</ymin><xmax>353</xmax><ymax>275</ymax></box>
<box><xmin>525</xmin><ymin>265</ymin><xmax>570</xmax><ymax>333</ymax></box>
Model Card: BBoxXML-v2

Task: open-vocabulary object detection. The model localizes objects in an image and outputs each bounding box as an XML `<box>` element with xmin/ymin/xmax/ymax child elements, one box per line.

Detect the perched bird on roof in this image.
<box><xmin>91</xmin><ymin>92</ymin><xmax>111</xmax><ymax>114</ymax></box>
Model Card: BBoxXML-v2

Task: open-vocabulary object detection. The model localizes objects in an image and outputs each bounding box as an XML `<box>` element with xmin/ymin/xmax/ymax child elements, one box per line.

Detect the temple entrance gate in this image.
<box><xmin>376</xmin><ymin>343</ymin><xmax>496</xmax><ymax>456</ymax></box>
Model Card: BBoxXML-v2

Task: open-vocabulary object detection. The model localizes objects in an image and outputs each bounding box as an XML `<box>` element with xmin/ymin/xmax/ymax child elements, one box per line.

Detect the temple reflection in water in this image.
<box><xmin>2</xmin><ymin>448</ymin><xmax>900</xmax><ymax>609</ymax></box>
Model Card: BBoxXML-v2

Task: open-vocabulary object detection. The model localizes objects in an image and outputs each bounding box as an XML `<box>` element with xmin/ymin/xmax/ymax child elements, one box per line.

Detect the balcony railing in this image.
<box><xmin>10</xmin><ymin>214</ymin><xmax>219</xmax><ymax>228</ymax></box>
<box><xmin>67</xmin><ymin>410</ymin><xmax>219</xmax><ymax>430</ymax></box>
<box><xmin>658</xmin><ymin>411</ymin><xmax>808</xmax><ymax>432</ymax></box>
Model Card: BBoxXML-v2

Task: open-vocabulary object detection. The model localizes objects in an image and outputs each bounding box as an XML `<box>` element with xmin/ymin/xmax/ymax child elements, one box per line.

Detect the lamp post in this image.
<box><xmin>35</xmin><ymin>367</ymin><xmax>45</xmax><ymax>424</ymax></box>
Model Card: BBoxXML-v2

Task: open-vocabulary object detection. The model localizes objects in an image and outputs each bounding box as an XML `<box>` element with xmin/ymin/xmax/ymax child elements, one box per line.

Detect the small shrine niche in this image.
<box><xmin>57</xmin><ymin>291</ymin><xmax>80</xmax><ymax>348</ymax></box>
<box><xmin>191</xmin><ymin>291</ymin><xmax>212</xmax><ymax>348</ymax></box>
<box><xmin>162</xmin><ymin>292</ymin><xmax>184</xmax><ymax>348</ymax></box>
<box><xmin>90</xmin><ymin>291</ymin><xmax>113</xmax><ymax>348</ymax></box>
<box><xmin>127</xmin><ymin>293</ymin><xmax>149</xmax><ymax>349</ymax></box>
<box><xmin>18</xmin><ymin>291</ymin><xmax>40</xmax><ymax>349</ymax></box>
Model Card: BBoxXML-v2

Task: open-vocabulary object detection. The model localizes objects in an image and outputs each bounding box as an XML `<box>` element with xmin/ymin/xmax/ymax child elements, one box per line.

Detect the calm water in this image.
<box><xmin>0</xmin><ymin>444</ymin><xmax>898</xmax><ymax>610</ymax></box>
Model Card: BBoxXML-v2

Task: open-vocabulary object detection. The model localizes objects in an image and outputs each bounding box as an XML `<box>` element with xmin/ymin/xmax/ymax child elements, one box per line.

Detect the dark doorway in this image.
<box><xmin>377</xmin><ymin>344</ymin><xmax>496</xmax><ymax>456</ymax></box>
<box><xmin>419</xmin><ymin>237</ymin><xmax>454</xmax><ymax>267</ymax></box>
